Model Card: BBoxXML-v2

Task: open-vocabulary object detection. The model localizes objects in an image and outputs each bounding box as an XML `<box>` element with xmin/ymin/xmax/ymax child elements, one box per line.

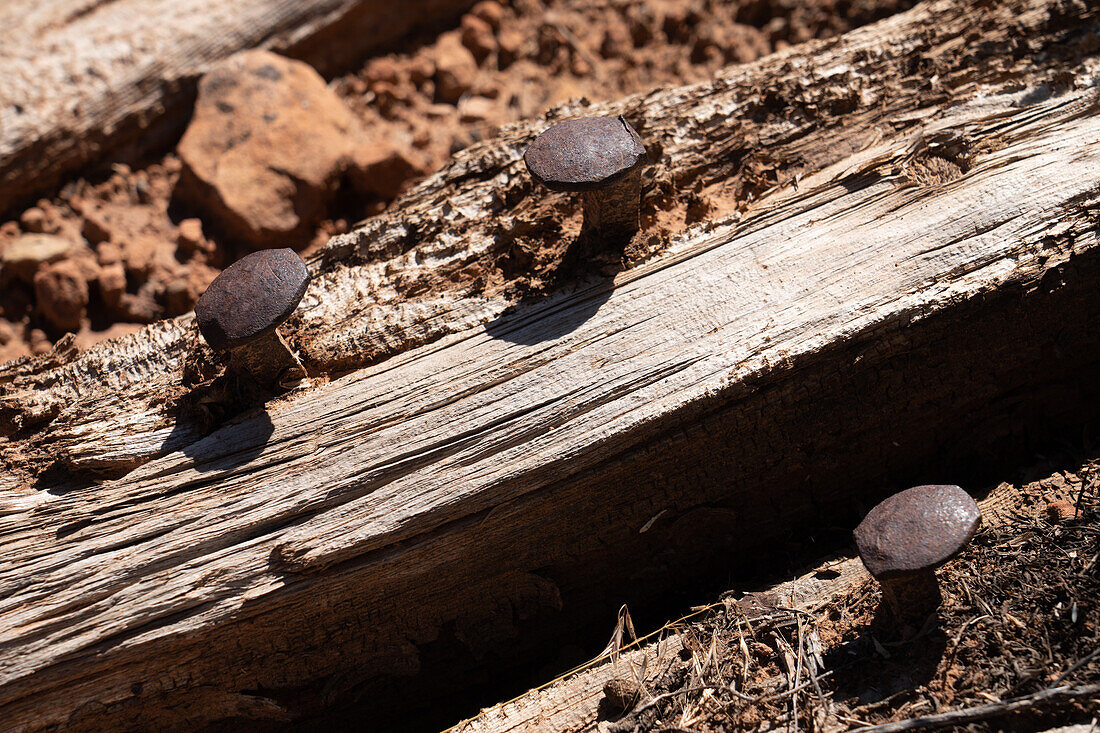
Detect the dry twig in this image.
<box><xmin>854</xmin><ymin>684</ymin><xmax>1100</xmax><ymax>732</ymax></box>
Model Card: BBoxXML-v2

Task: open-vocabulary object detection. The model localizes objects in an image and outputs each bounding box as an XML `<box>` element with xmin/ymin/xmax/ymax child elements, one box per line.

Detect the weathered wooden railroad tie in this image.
<box><xmin>2</xmin><ymin>0</ymin><xmax>1099</xmax><ymax>729</ymax></box>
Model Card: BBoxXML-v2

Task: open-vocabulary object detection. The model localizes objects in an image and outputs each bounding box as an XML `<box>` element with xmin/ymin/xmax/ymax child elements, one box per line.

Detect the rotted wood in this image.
<box><xmin>2</xmin><ymin>0</ymin><xmax>1100</xmax><ymax>730</ymax></box>
<box><xmin>0</xmin><ymin>0</ymin><xmax>476</xmax><ymax>217</ymax></box>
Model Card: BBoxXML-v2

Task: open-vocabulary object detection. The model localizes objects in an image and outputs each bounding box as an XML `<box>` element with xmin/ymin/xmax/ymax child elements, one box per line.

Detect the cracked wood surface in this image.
<box><xmin>0</xmin><ymin>0</ymin><xmax>476</xmax><ymax>216</ymax></box>
<box><xmin>3</xmin><ymin>0</ymin><xmax>1095</xmax><ymax>481</ymax></box>
<box><xmin>2</xmin><ymin>0</ymin><xmax>1100</xmax><ymax>730</ymax></box>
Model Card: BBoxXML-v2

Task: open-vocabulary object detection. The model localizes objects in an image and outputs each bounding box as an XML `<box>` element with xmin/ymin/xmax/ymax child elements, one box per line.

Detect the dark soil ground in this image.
<box><xmin>590</xmin><ymin>454</ymin><xmax>1099</xmax><ymax>732</ymax></box>
<box><xmin>0</xmin><ymin>0</ymin><xmax>913</xmax><ymax>364</ymax></box>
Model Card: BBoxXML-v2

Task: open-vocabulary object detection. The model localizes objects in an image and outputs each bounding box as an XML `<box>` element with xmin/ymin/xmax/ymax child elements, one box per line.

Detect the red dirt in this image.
<box><xmin>0</xmin><ymin>0</ymin><xmax>913</xmax><ymax>365</ymax></box>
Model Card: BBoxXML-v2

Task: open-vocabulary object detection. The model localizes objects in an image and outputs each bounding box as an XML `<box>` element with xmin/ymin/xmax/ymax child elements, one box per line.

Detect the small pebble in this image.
<box><xmin>19</xmin><ymin>207</ymin><xmax>48</xmax><ymax>233</ymax></box>
<box><xmin>81</xmin><ymin>208</ymin><xmax>112</xmax><ymax>245</ymax></box>
<box><xmin>177</xmin><ymin>218</ymin><xmax>205</xmax><ymax>253</ymax></box>
<box><xmin>1046</xmin><ymin>499</ymin><xmax>1078</xmax><ymax>522</ymax></box>
<box><xmin>34</xmin><ymin>260</ymin><xmax>89</xmax><ymax>333</ymax></box>
<box><xmin>602</xmin><ymin>677</ymin><xmax>641</xmax><ymax>712</ymax></box>
<box><xmin>470</xmin><ymin>0</ymin><xmax>505</xmax><ymax>30</ymax></box>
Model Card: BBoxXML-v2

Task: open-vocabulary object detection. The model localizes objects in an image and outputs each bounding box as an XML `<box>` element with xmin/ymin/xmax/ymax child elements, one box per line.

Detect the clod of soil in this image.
<box><xmin>603</xmin><ymin>676</ymin><xmax>643</xmax><ymax>713</ymax></box>
<box><xmin>32</xmin><ymin>260</ymin><xmax>89</xmax><ymax>333</ymax></box>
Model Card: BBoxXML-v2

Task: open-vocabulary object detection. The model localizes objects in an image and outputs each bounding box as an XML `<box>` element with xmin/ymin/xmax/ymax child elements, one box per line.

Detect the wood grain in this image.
<box><xmin>1</xmin><ymin>1</ymin><xmax>1099</xmax><ymax>730</ymax></box>
<box><xmin>5</xmin><ymin>0</ymin><xmax>1096</xmax><ymax>481</ymax></box>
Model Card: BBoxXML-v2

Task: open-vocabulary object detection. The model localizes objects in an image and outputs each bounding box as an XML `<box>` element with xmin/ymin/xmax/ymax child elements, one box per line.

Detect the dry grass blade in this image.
<box><xmin>602</xmin><ymin>604</ymin><xmax>639</xmax><ymax>663</ymax></box>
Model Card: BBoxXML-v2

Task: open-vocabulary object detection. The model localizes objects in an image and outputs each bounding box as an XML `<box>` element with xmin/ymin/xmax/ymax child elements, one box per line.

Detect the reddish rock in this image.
<box><xmin>117</xmin><ymin>238</ymin><xmax>155</xmax><ymax>278</ymax></box>
<box><xmin>1046</xmin><ymin>499</ymin><xmax>1078</xmax><ymax>522</ymax></box>
<box><xmin>175</xmin><ymin>50</ymin><xmax>364</xmax><ymax>249</ymax></box>
<box><xmin>20</xmin><ymin>202</ymin><xmax>64</xmax><ymax>234</ymax></box>
<box><xmin>97</xmin><ymin>262</ymin><xmax>127</xmax><ymax>308</ymax></box>
<box><xmin>81</xmin><ymin>207</ymin><xmax>112</xmax><ymax>245</ymax></box>
<box><xmin>34</xmin><ymin>260</ymin><xmax>89</xmax><ymax>333</ymax></box>
<box><xmin>19</xmin><ymin>207</ymin><xmax>48</xmax><ymax>233</ymax></box>
<box><xmin>470</xmin><ymin>0</ymin><xmax>505</xmax><ymax>30</ymax></box>
<box><xmin>350</xmin><ymin>142</ymin><xmax>429</xmax><ymax>200</ymax></box>
<box><xmin>163</xmin><ymin>278</ymin><xmax>197</xmax><ymax>316</ymax></box>
<box><xmin>373</xmin><ymin>81</ymin><xmax>418</xmax><ymax>117</ymax></box>
<box><xmin>407</xmin><ymin>56</ymin><xmax>436</xmax><ymax>86</ymax></box>
<box><xmin>363</xmin><ymin>57</ymin><xmax>402</xmax><ymax>88</ymax></box>
<box><xmin>2</xmin><ymin>234</ymin><xmax>72</xmax><ymax>283</ymax></box>
<box><xmin>342</xmin><ymin>76</ymin><xmax>367</xmax><ymax>96</ymax></box>
<box><xmin>176</xmin><ymin>218</ymin><xmax>210</xmax><ymax>257</ymax></box>
<box><xmin>67</xmin><ymin>248</ymin><xmax>103</xmax><ymax>286</ymax></box>
<box><xmin>177</xmin><ymin>218</ymin><xmax>203</xmax><ymax>247</ymax></box>
<box><xmin>497</xmin><ymin>28</ymin><xmax>526</xmax><ymax>68</ymax></box>
<box><xmin>461</xmin><ymin>14</ymin><xmax>497</xmax><ymax>63</ymax></box>
<box><xmin>66</xmin><ymin>194</ymin><xmax>86</xmax><ymax>216</ymax></box>
<box><xmin>433</xmin><ymin>32</ymin><xmax>478</xmax><ymax>103</ymax></box>
<box><xmin>96</xmin><ymin>241</ymin><xmax>122</xmax><ymax>266</ymax></box>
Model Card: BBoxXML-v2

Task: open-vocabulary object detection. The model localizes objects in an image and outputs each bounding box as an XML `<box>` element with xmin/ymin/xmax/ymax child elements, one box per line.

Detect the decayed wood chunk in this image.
<box><xmin>1</xmin><ymin>0</ymin><xmax>1100</xmax><ymax>730</ymax></box>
